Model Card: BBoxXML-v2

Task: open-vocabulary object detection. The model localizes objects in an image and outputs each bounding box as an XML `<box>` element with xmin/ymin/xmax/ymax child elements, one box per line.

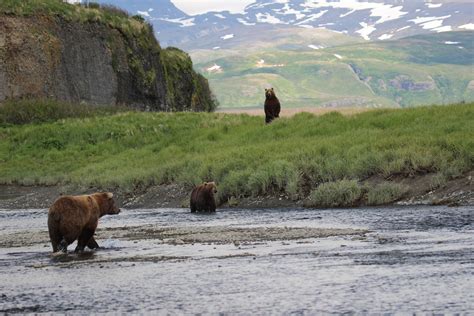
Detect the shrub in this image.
<box><xmin>429</xmin><ymin>173</ymin><xmax>448</xmax><ymax>190</ymax></box>
<box><xmin>100</xmin><ymin>4</ymin><xmax>129</xmax><ymax>18</ymax></box>
<box><xmin>308</xmin><ymin>180</ymin><xmax>362</xmax><ymax>208</ymax></box>
<box><xmin>367</xmin><ymin>182</ymin><xmax>408</xmax><ymax>205</ymax></box>
<box><xmin>86</xmin><ymin>2</ymin><xmax>101</xmax><ymax>10</ymax></box>
<box><xmin>132</xmin><ymin>15</ymin><xmax>145</xmax><ymax>23</ymax></box>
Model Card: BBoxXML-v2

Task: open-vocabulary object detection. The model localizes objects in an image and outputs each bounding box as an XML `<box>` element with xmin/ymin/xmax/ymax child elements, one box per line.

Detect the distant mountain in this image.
<box><xmin>95</xmin><ymin>0</ymin><xmax>474</xmax><ymax>50</ymax></box>
<box><xmin>192</xmin><ymin>31</ymin><xmax>474</xmax><ymax>108</ymax></box>
<box><xmin>93</xmin><ymin>0</ymin><xmax>474</xmax><ymax>108</ymax></box>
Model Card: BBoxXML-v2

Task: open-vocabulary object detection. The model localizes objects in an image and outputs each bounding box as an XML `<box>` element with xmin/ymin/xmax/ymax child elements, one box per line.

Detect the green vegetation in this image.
<box><xmin>0</xmin><ymin>0</ymin><xmax>147</xmax><ymax>36</ymax></box>
<box><xmin>308</xmin><ymin>180</ymin><xmax>362</xmax><ymax>208</ymax></box>
<box><xmin>0</xmin><ymin>99</ymin><xmax>123</xmax><ymax>125</ymax></box>
<box><xmin>366</xmin><ymin>182</ymin><xmax>408</xmax><ymax>205</ymax></box>
<box><xmin>0</xmin><ymin>102</ymin><xmax>472</xmax><ymax>206</ymax></box>
<box><xmin>193</xmin><ymin>31</ymin><xmax>474</xmax><ymax>108</ymax></box>
<box><xmin>161</xmin><ymin>47</ymin><xmax>218</xmax><ymax>112</ymax></box>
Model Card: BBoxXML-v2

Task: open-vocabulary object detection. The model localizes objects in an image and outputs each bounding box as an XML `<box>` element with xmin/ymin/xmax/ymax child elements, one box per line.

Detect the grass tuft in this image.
<box><xmin>308</xmin><ymin>180</ymin><xmax>362</xmax><ymax>208</ymax></box>
<box><xmin>366</xmin><ymin>182</ymin><xmax>408</xmax><ymax>205</ymax></box>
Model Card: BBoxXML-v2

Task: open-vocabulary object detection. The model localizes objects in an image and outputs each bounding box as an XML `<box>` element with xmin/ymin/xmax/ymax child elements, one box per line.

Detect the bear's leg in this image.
<box><xmin>209</xmin><ymin>201</ymin><xmax>216</xmax><ymax>212</ymax></box>
<box><xmin>58</xmin><ymin>238</ymin><xmax>68</xmax><ymax>253</ymax></box>
<box><xmin>49</xmin><ymin>231</ymin><xmax>62</xmax><ymax>253</ymax></box>
<box><xmin>87</xmin><ymin>237</ymin><xmax>99</xmax><ymax>250</ymax></box>
<box><xmin>48</xmin><ymin>217</ymin><xmax>63</xmax><ymax>253</ymax></box>
<box><xmin>50</xmin><ymin>237</ymin><xmax>60</xmax><ymax>253</ymax></box>
<box><xmin>75</xmin><ymin>229</ymin><xmax>95</xmax><ymax>253</ymax></box>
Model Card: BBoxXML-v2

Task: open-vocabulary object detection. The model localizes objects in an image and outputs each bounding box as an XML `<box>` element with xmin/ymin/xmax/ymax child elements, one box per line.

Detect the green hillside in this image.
<box><xmin>193</xmin><ymin>31</ymin><xmax>474</xmax><ymax>108</ymax></box>
<box><xmin>1</xmin><ymin>101</ymin><xmax>472</xmax><ymax>206</ymax></box>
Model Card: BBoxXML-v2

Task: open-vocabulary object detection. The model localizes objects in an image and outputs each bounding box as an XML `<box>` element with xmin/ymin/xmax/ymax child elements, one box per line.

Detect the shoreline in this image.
<box><xmin>0</xmin><ymin>172</ymin><xmax>472</xmax><ymax>210</ymax></box>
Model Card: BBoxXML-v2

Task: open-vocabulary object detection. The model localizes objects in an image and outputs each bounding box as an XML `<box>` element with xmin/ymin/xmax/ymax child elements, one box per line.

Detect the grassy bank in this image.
<box><xmin>0</xmin><ymin>103</ymin><xmax>472</xmax><ymax>205</ymax></box>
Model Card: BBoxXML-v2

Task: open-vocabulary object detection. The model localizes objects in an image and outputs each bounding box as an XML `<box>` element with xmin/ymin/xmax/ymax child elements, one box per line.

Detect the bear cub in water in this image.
<box><xmin>48</xmin><ymin>192</ymin><xmax>120</xmax><ymax>253</ymax></box>
<box><xmin>190</xmin><ymin>182</ymin><xmax>218</xmax><ymax>213</ymax></box>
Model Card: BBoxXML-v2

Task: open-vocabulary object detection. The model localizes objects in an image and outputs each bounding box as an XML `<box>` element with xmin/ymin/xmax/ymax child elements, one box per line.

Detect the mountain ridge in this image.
<box><xmin>95</xmin><ymin>0</ymin><xmax>473</xmax><ymax>50</ymax></box>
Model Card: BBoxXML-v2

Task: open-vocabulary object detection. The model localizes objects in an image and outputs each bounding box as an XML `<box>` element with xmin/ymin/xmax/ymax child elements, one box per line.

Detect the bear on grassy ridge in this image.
<box><xmin>190</xmin><ymin>182</ymin><xmax>218</xmax><ymax>213</ymax></box>
<box><xmin>264</xmin><ymin>88</ymin><xmax>281</xmax><ymax>124</ymax></box>
<box><xmin>48</xmin><ymin>192</ymin><xmax>120</xmax><ymax>253</ymax></box>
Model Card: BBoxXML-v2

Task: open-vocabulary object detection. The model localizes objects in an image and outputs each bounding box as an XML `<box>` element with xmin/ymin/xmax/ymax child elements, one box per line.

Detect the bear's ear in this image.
<box><xmin>106</xmin><ymin>192</ymin><xmax>113</xmax><ymax>199</ymax></box>
<box><xmin>203</xmin><ymin>182</ymin><xmax>208</xmax><ymax>185</ymax></box>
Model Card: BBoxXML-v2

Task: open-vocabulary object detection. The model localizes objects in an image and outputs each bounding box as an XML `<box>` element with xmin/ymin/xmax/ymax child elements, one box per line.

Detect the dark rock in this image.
<box><xmin>0</xmin><ymin>14</ymin><xmax>216</xmax><ymax>112</ymax></box>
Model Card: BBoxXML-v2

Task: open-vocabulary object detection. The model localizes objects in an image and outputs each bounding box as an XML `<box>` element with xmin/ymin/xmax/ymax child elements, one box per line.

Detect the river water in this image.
<box><xmin>0</xmin><ymin>206</ymin><xmax>473</xmax><ymax>314</ymax></box>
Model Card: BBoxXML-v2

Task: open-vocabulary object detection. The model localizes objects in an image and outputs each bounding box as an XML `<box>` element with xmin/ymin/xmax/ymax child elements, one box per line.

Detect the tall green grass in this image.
<box><xmin>0</xmin><ymin>103</ymin><xmax>472</xmax><ymax>204</ymax></box>
<box><xmin>0</xmin><ymin>99</ymin><xmax>123</xmax><ymax>125</ymax></box>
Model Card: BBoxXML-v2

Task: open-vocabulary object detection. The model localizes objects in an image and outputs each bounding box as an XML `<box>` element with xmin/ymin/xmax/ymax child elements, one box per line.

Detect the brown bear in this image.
<box><xmin>47</xmin><ymin>192</ymin><xmax>120</xmax><ymax>253</ymax></box>
<box><xmin>264</xmin><ymin>88</ymin><xmax>281</xmax><ymax>124</ymax></box>
<box><xmin>190</xmin><ymin>182</ymin><xmax>218</xmax><ymax>213</ymax></box>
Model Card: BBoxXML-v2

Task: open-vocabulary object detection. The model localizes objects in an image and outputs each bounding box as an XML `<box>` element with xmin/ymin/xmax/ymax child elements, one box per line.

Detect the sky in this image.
<box><xmin>169</xmin><ymin>0</ymin><xmax>257</xmax><ymax>15</ymax></box>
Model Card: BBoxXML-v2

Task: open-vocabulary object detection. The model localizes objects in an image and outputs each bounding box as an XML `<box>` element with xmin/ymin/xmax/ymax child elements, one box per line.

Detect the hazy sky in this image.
<box><xmin>170</xmin><ymin>0</ymin><xmax>256</xmax><ymax>15</ymax></box>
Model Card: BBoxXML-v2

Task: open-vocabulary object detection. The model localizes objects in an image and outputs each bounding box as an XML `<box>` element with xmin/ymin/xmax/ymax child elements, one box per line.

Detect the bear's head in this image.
<box><xmin>203</xmin><ymin>182</ymin><xmax>217</xmax><ymax>195</ymax></box>
<box><xmin>94</xmin><ymin>192</ymin><xmax>121</xmax><ymax>216</ymax></box>
<box><xmin>265</xmin><ymin>88</ymin><xmax>276</xmax><ymax>99</ymax></box>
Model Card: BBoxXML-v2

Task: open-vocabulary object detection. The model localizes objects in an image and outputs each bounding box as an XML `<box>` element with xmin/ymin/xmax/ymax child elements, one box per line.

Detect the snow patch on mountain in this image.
<box><xmin>221</xmin><ymin>34</ymin><xmax>235</xmax><ymax>40</ymax></box>
<box><xmin>426</xmin><ymin>3</ymin><xmax>442</xmax><ymax>9</ymax></box>
<box><xmin>357</xmin><ymin>22</ymin><xmax>377</xmax><ymax>40</ymax></box>
<box><xmin>256</xmin><ymin>13</ymin><xmax>285</xmax><ymax>24</ymax></box>
<box><xmin>301</xmin><ymin>0</ymin><xmax>407</xmax><ymax>24</ymax></box>
<box><xmin>397</xmin><ymin>26</ymin><xmax>411</xmax><ymax>32</ymax></box>
<box><xmin>433</xmin><ymin>26</ymin><xmax>452</xmax><ymax>33</ymax></box>
<box><xmin>379</xmin><ymin>33</ymin><xmax>393</xmax><ymax>40</ymax></box>
<box><xmin>160</xmin><ymin>17</ymin><xmax>196</xmax><ymax>27</ymax></box>
<box><xmin>409</xmin><ymin>15</ymin><xmax>453</xmax><ymax>32</ymax></box>
<box><xmin>237</xmin><ymin>18</ymin><xmax>256</xmax><ymax>26</ymax></box>
<box><xmin>459</xmin><ymin>23</ymin><xmax>474</xmax><ymax>31</ymax></box>
<box><xmin>409</xmin><ymin>15</ymin><xmax>451</xmax><ymax>25</ymax></box>
<box><xmin>295</xmin><ymin>11</ymin><xmax>328</xmax><ymax>25</ymax></box>
<box><xmin>340</xmin><ymin>9</ymin><xmax>355</xmax><ymax>18</ymax></box>
<box><xmin>170</xmin><ymin>0</ymin><xmax>255</xmax><ymax>15</ymax></box>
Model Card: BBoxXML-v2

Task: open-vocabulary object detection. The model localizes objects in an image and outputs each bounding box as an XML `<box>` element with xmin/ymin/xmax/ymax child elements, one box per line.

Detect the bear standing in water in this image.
<box><xmin>190</xmin><ymin>182</ymin><xmax>218</xmax><ymax>213</ymax></box>
<box><xmin>264</xmin><ymin>88</ymin><xmax>281</xmax><ymax>124</ymax></box>
<box><xmin>48</xmin><ymin>192</ymin><xmax>120</xmax><ymax>253</ymax></box>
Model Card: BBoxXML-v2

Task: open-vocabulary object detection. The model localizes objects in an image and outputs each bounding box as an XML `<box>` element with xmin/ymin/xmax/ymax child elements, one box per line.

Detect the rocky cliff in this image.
<box><xmin>0</xmin><ymin>1</ymin><xmax>216</xmax><ymax>111</ymax></box>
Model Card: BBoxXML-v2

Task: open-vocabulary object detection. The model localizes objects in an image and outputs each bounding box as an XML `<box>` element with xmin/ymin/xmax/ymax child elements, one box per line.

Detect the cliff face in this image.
<box><xmin>0</xmin><ymin>11</ymin><xmax>216</xmax><ymax>111</ymax></box>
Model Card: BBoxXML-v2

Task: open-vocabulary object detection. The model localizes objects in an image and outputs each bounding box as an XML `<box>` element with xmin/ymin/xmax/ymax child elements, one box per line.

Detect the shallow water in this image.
<box><xmin>0</xmin><ymin>206</ymin><xmax>473</xmax><ymax>314</ymax></box>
